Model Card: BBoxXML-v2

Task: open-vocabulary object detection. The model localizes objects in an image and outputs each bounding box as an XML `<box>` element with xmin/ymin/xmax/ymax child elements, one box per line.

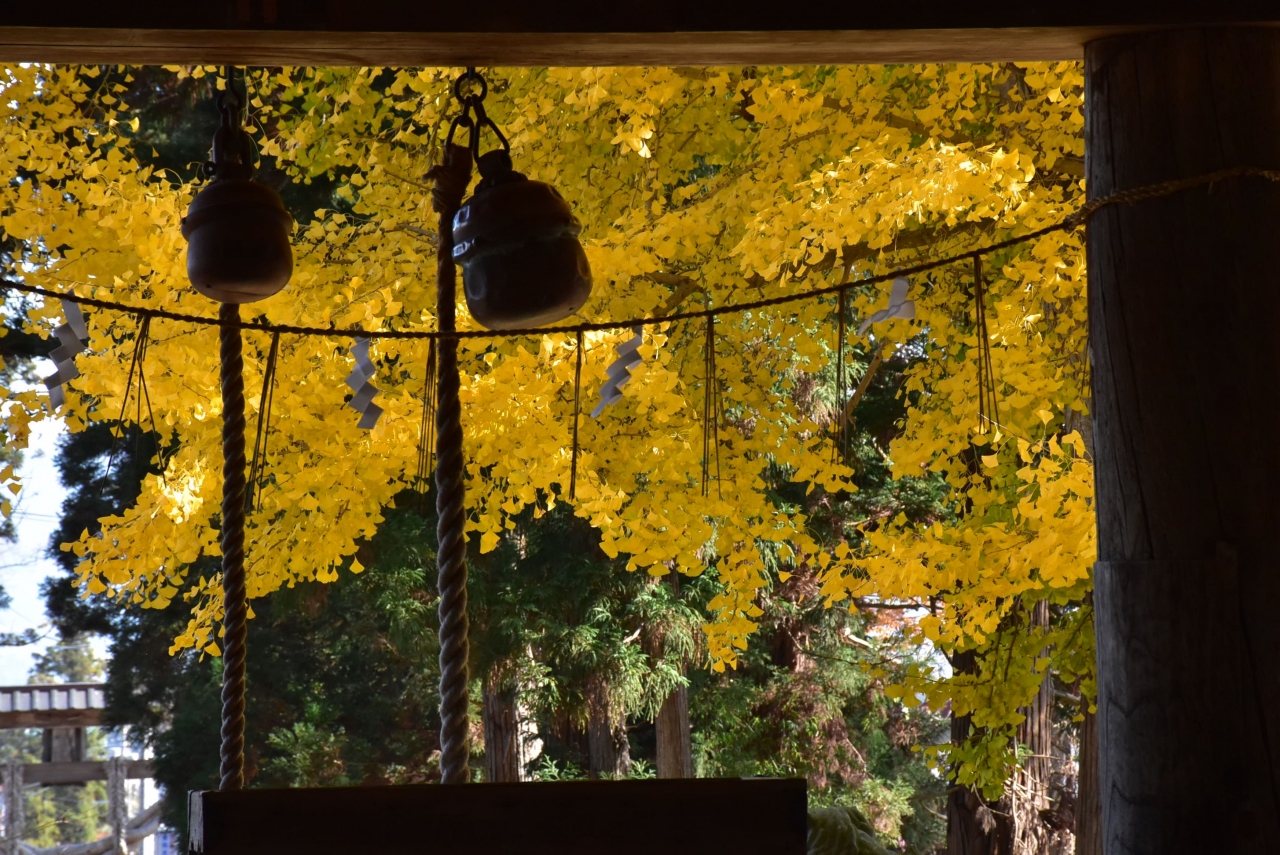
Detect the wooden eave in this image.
<box><xmin>1</xmin><ymin>2</ymin><xmax>1278</xmax><ymax>65</ymax></box>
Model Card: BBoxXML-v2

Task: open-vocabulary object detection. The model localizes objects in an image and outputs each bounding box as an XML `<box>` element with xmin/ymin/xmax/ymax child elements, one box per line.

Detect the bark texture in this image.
<box><xmin>586</xmin><ymin>676</ymin><xmax>631</xmax><ymax>779</ymax></box>
<box><xmin>1075</xmin><ymin>707</ymin><xmax>1100</xmax><ymax>855</ymax></box>
<box><xmin>1086</xmin><ymin>27</ymin><xmax>1280</xmax><ymax>854</ymax></box>
<box><xmin>482</xmin><ymin>673</ymin><xmax>521</xmax><ymax>783</ymax></box>
<box><xmin>655</xmin><ymin>684</ymin><xmax>692</xmax><ymax>778</ymax></box>
<box><xmin>947</xmin><ymin>651</ymin><xmax>1005</xmax><ymax>855</ymax></box>
<box><xmin>1007</xmin><ymin>601</ymin><xmax>1074</xmax><ymax>855</ymax></box>
<box><xmin>649</xmin><ymin>572</ymin><xmax>692</xmax><ymax>779</ymax></box>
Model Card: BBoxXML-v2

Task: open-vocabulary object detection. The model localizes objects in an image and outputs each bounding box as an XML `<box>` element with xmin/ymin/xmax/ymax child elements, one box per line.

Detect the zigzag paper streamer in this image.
<box><xmin>344</xmin><ymin>337</ymin><xmax>383</xmax><ymax>430</ymax></box>
<box><xmin>857</xmin><ymin>277</ymin><xmax>915</xmax><ymax>336</ymax></box>
<box><xmin>591</xmin><ymin>327</ymin><xmax>643</xmax><ymax>418</ymax></box>
<box><xmin>44</xmin><ymin>300</ymin><xmax>89</xmax><ymax>410</ymax></box>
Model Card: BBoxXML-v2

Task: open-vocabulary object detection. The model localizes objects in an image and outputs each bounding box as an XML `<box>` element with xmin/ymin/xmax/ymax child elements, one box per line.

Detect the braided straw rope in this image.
<box><xmin>428</xmin><ymin>143</ymin><xmax>475</xmax><ymax>785</ymax></box>
<box><xmin>218</xmin><ymin>302</ymin><xmax>250</xmax><ymax>791</ymax></box>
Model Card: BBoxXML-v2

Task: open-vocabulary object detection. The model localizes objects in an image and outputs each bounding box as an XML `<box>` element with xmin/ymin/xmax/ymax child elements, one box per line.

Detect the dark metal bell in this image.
<box><xmin>452</xmin><ymin>151</ymin><xmax>592</xmax><ymax>330</ymax></box>
<box><xmin>182</xmin><ymin>96</ymin><xmax>293</xmax><ymax>304</ymax></box>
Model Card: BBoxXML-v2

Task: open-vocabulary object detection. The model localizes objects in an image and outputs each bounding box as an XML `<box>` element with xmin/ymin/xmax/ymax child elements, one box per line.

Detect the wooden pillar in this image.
<box><xmin>1086</xmin><ymin>27</ymin><xmax>1280</xmax><ymax>854</ymax></box>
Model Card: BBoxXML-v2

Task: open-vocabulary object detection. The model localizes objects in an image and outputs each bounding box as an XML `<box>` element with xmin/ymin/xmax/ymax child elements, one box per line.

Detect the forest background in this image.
<box><xmin>0</xmin><ymin>61</ymin><xmax>1094</xmax><ymax>855</ymax></box>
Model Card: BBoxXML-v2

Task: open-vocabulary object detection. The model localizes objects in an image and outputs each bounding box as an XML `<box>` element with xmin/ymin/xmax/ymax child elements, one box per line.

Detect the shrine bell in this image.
<box><xmin>182</xmin><ymin>92</ymin><xmax>293</xmax><ymax>303</ymax></box>
<box><xmin>452</xmin><ymin>149</ymin><xmax>592</xmax><ymax>330</ymax></box>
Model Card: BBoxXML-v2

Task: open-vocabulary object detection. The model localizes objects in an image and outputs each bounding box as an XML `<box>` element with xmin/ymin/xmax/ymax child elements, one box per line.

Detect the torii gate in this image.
<box><xmin>3</xmin><ymin>4</ymin><xmax>1279</xmax><ymax>854</ymax></box>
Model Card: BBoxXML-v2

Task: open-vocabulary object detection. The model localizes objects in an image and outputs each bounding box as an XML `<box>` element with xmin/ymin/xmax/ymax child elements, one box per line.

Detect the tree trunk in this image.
<box><xmin>1086</xmin><ymin>27</ymin><xmax>1280</xmax><ymax>853</ymax></box>
<box><xmin>1009</xmin><ymin>600</ymin><xmax>1064</xmax><ymax>855</ymax></box>
<box><xmin>1017</xmin><ymin>606</ymin><xmax>1053</xmax><ymax>786</ymax></box>
<box><xmin>947</xmin><ymin>651</ymin><xmax>1004</xmax><ymax>855</ymax></box>
<box><xmin>1075</xmin><ymin>706</ymin><xmax>1101</xmax><ymax>855</ymax></box>
<box><xmin>650</xmin><ymin>572</ymin><xmax>692</xmax><ymax>779</ymax></box>
<box><xmin>483</xmin><ymin>670</ymin><xmax>521</xmax><ymax>783</ymax></box>
<box><xmin>655</xmin><ymin>683</ymin><xmax>692</xmax><ymax>778</ymax></box>
<box><xmin>586</xmin><ymin>676</ymin><xmax>630</xmax><ymax>779</ymax></box>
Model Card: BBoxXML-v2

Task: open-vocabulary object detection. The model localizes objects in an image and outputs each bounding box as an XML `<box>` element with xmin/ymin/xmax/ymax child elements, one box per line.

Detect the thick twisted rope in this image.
<box><xmin>428</xmin><ymin>143</ymin><xmax>474</xmax><ymax>784</ymax></box>
<box><xmin>9</xmin><ymin>166</ymin><xmax>1279</xmax><ymax>344</ymax></box>
<box><xmin>218</xmin><ymin>302</ymin><xmax>249</xmax><ymax>791</ymax></box>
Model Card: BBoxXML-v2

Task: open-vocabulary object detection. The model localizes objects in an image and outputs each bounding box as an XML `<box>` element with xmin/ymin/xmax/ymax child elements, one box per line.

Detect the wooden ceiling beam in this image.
<box><xmin>0</xmin><ymin>27</ymin><xmax>1133</xmax><ymax>65</ymax></box>
<box><xmin>1</xmin><ymin>2</ymin><xmax>1277</xmax><ymax>65</ymax></box>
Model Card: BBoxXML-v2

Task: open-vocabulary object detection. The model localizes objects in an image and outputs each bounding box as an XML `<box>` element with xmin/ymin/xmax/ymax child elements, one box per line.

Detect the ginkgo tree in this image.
<box><xmin>0</xmin><ymin>61</ymin><xmax>1094</xmax><ymax>791</ymax></box>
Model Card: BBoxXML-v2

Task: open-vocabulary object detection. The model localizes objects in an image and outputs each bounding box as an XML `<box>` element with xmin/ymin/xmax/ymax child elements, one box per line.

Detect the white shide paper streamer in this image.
<box><xmin>44</xmin><ymin>300</ymin><xmax>90</xmax><ymax>410</ymax></box>
<box><xmin>591</xmin><ymin>327</ymin><xmax>643</xmax><ymax>419</ymax></box>
<box><xmin>857</xmin><ymin>277</ymin><xmax>915</xmax><ymax>336</ymax></box>
<box><xmin>344</xmin><ymin>337</ymin><xmax>383</xmax><ymax>430</ymax></box>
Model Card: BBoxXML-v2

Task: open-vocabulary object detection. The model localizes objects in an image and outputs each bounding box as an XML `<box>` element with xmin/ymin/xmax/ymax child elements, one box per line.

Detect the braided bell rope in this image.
<box><xmin>218</xmin><ymin>302</ymin><xmax>250</xmax><ymax>791</ymax></box>
<box><xmin>428</xmin><ymin>143</ymin><xmax>474</xmax><ymax>785</ymax></box>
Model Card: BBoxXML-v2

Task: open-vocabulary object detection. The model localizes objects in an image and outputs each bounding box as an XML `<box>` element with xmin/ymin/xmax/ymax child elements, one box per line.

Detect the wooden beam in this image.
<box><xmin>189</xmin><ymin>778</ymin><xmax>807</xmax><ymax>855</ymax></box>
<box><xmin>23</xmin><ymin>760</ymin><xmax>153</xmax><ymax>785</ymax></box>
<box><xmin>0</xmin><ymin>684</ymin><xmax>106</xmax><ymax>730</ymax></box>
<box><xmin>0</xmin><ymin>709</ymin><xmax>102</xmax><ymax>729</ymax></box>
<box><xmin>0</xmin><ymin>27</ymin><xmax>1128</xmax><ymax>65</ymax></box>
<box><xmin>0</xmin><ymin>2</ymin><xmax>1277</xmax><ymax>65</ymax></box>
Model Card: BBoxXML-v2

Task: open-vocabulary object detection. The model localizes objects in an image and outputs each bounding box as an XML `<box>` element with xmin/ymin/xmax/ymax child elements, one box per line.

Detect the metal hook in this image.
<box><xmin>446</xmin><ymin>68</ymin><xmax>509</xmax><ymax>160</ymax></box>
<box><xmin>453</xmin><ymin>67</ymin><xmax>487</xmax><ymax>105</ymax></box>
<box><xmin>468</xmin><ymin>100</ymin><xmax>511</xmax><ymax>159</ymax></box>
<box><xmin>445</xmin><ymin>112</ymin><xmax>475</xmax><ymax>149</ymax></box>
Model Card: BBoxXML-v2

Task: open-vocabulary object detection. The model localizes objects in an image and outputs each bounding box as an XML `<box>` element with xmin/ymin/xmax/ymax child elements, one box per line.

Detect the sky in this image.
<box><xmin>0</xmin><ymin>417</ymin><xmax>106</xmax><ymax>684</ymax></box>
<box><xmin>0</xmin><ymin>417</ymin><xmax>63</xmax><ymax>682</ymax></box>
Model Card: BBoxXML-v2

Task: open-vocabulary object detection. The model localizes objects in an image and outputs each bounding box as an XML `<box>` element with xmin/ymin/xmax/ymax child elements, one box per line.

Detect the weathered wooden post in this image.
<box><xmin>1087</xmin><ymin>26</ymin><xmax>1280</xmax><ymax>854</ymax></box>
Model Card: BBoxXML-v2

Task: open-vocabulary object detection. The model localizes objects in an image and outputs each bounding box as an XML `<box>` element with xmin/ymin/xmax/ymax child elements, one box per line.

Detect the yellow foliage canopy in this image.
<box><xmin>0</xmin><ymin>62</ymin><xmax>1094</xmax><ymax>788</ymax></box>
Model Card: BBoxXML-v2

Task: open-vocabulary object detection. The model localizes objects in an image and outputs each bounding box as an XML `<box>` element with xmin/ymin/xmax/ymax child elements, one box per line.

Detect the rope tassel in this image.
<box><xmin>973</xmin><ymin>257</ymin><xmax>999</xmax><ymax>433</ymax></box>
<box><xmin>569</xmin><ymin>331</ymin><xmax>584</xmax><ymax>500</ymax></box>
<box><xmin>247</xmin><ymin>331</ymin><xmax>281</xmax><ymax>513</ymax></box>
<box><xmin>414</xmin><ymin>339</ymin><xmax>439</xmax><ymax>500</ymax></box>
<box><xmin>834</xmin><ymin>289</ymin><xmax>848</xmax><ymax>461</ymax></box>
<box><xmin>702</xmin><ymin>317</ymin><xmax>722</xmax><ymax>499</ymax></box>
<box><xmin>104</xmin><ymin>314</ymin><xmax>158</xmax><ymax>487</ymax></box>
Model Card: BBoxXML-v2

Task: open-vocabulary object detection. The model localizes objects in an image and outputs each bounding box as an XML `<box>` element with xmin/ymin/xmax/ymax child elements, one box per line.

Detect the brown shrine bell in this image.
<box><xmin>182</xmin><ymin>91</ymin><xmax>293</xmax><ymax>303</ymax></box>
<box><xmin>452</xmin><ymin>149</ymin><xmax>592</xmax><ymax>330</ymax></box>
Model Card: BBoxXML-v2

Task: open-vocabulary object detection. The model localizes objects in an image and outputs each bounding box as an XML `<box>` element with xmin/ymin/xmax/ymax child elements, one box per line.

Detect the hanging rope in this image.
<box><xmin>103</xmin><ymin>315</ymin><xmax>155</xmax><ymax>487</ymax></box>
<box><xmin>11</xmin><ymin>166</ymin><xmax>1277</xmax><ymax>348</ymax></box>
<box><xmin>570</xmin><ymin>330</ymin><xmax>584</xmax><ymax>500</ymax></box>
<box><xmin>413</xmin><ymin>339</ymin><xmax>439</xmax><ymax>510</ymax></box>
<box><xmin>247</xmin><ymin>330</ymin><xmax>281</xmax><ymax>512</ymax></box>
<box><xmin>218</xmin><ymin>302</ymin><xmax>249</xmax><ymax>791</ymax></box>
<box><xmin>973</xmin><ymin>256</ymin><xmax>999</xmax><ymax>434</ymax></box>
<box><xmin>427</xmin><ymin>140</ymin><xmax>474</xmax><ymax>785</ymax></box>
<box><xmin>702</xmin><ymin>316</ymin><xmax>722</xmax><ymax>498</ymax></box>
<box><xmin>833</xmin><ymin>289</ymin><xmax>848</xmax><ymax>461</ymax></box>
